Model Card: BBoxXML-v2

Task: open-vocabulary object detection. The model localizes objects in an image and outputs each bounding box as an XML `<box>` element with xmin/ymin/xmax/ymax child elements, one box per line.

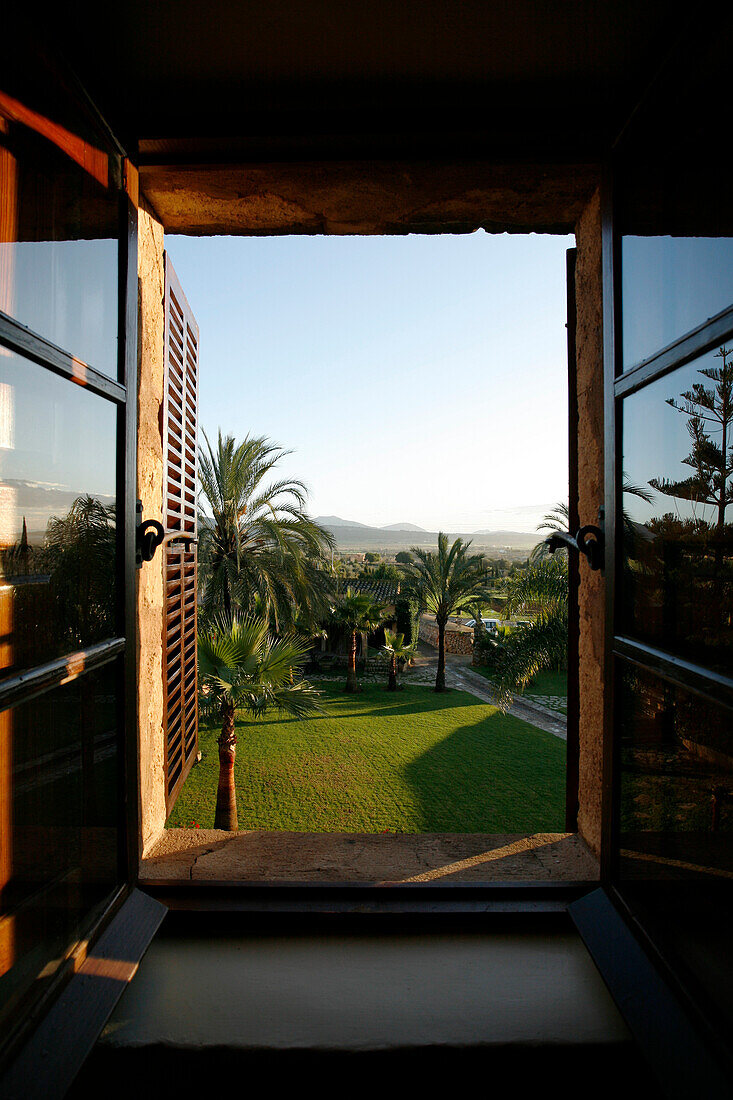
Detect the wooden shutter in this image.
<box><xmin>162</xmin><ymin>255</ymin><xmax>199</xmax><ymax>813</ymax></box>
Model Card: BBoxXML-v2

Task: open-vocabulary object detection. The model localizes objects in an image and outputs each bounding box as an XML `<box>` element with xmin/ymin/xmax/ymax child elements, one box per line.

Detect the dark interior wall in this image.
<box><xmin>46</xmin><ymin>1</ymin><xmax>686</xmax><ymax>163</ymax></box>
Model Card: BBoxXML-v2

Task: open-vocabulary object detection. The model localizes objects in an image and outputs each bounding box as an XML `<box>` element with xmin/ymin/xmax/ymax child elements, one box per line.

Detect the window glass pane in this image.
<box><xmin>621</xmin><ymin>349</ymin><xmax>733</xmax><ymax>675</ymax></box>
<box><xmin>0</xmin><ymin>88</ymin><xmax>118</xmax><ymax>376</ymax></box>
<box><xmin>617</xmin><ymin>664</ymin><xmax>733</xmax><ymax>1035</ymax></box>
<box><xmin>621</xmin><ymin>236</ymin><xmax>733</xmax><ymax>369</ymax></box>
<box><xmin>618</xmin><ymin>665</ymin><xmax>733</xmax><ymax>878</ymax></box>
<box><xmin>0</xmin><ymin>351</ymin><xmax>117</xmax><ymax>679</ymax></box>
<box><xmin>0</xmin><ymin>662</ymin><xmax>121</xmax><ymax>1033</ymax></box>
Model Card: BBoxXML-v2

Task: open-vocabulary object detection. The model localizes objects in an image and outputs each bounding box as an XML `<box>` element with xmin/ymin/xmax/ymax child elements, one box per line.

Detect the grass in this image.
<box><xmin>524</xmin><ymin>669</ymin><xmax>568</xmax><ymax>698</ymax></box>
<box><xmin>167</xmin><ymin>680</ymin><xmax>565</xmax><ymax>832</ymax></box>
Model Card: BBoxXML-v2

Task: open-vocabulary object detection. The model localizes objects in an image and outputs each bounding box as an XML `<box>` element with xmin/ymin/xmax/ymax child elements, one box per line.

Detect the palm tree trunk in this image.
<box><xmin>214</xmin><ymin>702</ymin><xmax>238</xmax><ymax>829</ymax></box>
<box><xmin>435</xmin><ymin>617</ymin><xmax>447</xmax><ymax>692</ymax></box>
<box><xmin>345</xmin><ymin>629</ymin><xmax>358</xmax><ymax>692</ymax></box>
<box><xmin>387</xmin><ymin>653</ymin><xmax>398</xmax><ymax>690</ymax></box>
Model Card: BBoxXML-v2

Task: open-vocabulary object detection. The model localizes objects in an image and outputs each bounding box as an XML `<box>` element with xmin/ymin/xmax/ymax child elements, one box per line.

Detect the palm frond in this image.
<box><xmin>489</xmin><ymin>604</ymin><xmax>568</xmax><ymax>711</ymax></box>
<box><xmin>198</xmin><ymin>612</ymin><xmax>321</xmax><ymax>718</ymax></box>
<box><xmin>198</xmin><ymin>429</ymin><xmax>334</xmax><ymax>623</ymax></box>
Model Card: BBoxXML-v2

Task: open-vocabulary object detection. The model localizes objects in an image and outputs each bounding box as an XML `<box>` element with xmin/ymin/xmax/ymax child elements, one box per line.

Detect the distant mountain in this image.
<box><xmin>313</xmin><ymin>518</ymin><xmax>538</xmax><ymax>556</ymax></box>
<box><xmin>314</xmin><ymin>515</ymin><xmax>371</xmax><ymax>528</ymax></box>
<box><xmin>381</xmin><ymin>522</ymin><xmax>425</xmax><ymax>532</ymax></box>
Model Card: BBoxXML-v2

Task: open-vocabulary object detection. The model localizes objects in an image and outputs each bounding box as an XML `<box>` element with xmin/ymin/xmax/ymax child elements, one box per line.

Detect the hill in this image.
<box><xmin>313</xmin><ymin>515</ymin><xmax>371</xmax><ymax>528</ymax></box>
<box><xmin>381</xmin><ymin>522</ymin><xmax>426</xmax><ymax>531</ymax></box>
<box><xmin>317</xmin><ymin>521</ymin><xmax>538</xmax><ymax>555</ymax></box>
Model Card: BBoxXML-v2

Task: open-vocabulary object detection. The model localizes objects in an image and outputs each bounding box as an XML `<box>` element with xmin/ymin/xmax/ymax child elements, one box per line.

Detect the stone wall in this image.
<box><xmin>141</xmin><ymin>161</ymin><xmax>599</xmax><ymax>238</ymax></box>
<box><xmin>317</xmin><ymin>654</ymin><xmax>390</xmax><ymax>672</ymax></box>
<box><xmin>136</xmin><ymin>199</ymin><xmax>167</xmax><ymax>856</ymax></box>
<box><xmin>419</xmin><ymin>615</ymin><xmax>474</xmax><ymax>655</ymax></box>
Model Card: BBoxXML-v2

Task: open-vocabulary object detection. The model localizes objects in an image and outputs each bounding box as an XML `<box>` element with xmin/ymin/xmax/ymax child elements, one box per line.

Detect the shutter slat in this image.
<box><xmin>163</xmin><ymin>254</ymin><xmax>199</xmax><ymax>816</ymax></box>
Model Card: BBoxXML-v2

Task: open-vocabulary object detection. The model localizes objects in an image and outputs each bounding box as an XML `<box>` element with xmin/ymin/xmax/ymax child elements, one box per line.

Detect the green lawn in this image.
<box><xmin>524</xmin><ymin>669</ymin><xmax>568</xmax><ymax>698</ymax></box>
<box><xmin>167</xmin><ymin>681</ymin><xmax>565</xmax><ymax>832</ymax></box>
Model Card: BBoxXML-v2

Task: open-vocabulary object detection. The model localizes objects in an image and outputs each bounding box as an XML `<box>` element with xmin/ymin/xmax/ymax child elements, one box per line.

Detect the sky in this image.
<box><xmin>165</xmin><ymin>230</ymin><xmax>572</xmax><ymax>533</ymax></box>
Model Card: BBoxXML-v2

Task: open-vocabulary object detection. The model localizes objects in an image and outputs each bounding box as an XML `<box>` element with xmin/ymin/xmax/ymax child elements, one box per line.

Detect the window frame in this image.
<box><xmin>566</xmin><ymin>165</ymin><xmax>733</xmax><ymax>1096</ymax></box>
<box><xmin>0</xmin><ymin>67</ymin><xmax>145</xmax><ymax>1074</ymax></box>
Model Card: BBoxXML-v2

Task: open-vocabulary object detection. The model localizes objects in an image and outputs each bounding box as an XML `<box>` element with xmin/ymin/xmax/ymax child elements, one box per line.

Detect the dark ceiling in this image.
<box><xmin>46</xmin><ymin>0</ymin><xmax>690</xmax><ymax>163</ymax></box>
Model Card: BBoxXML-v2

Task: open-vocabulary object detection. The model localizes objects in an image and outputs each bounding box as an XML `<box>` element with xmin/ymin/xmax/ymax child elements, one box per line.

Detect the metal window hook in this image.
<box><xmin>136</xmin><ymin>500</ymin><xmax>197</xmax><ymax>567</ymax></box>
<box><xmin>545</xmin><ymin>506</ymin><xmax>605</xmax><ymax>572</ymax></box>
<box><xmin>136</xmin><ymin>500</ymin><xmax>164</xmax><ymax>566</ymax></box>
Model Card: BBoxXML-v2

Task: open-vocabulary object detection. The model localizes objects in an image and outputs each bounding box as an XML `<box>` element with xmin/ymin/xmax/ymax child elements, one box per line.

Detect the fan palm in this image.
<box><xmin>331</xmin><ymin>588</ymin><xmax>387</xmax><ymax>693</ymax></box>
<box><xmin>404</xmin><ymin>533</ymin><xmax>489</xmax><ymax>692</ymax></box>
<box><xmin>198</xmin><ymin>613</ymin><xmax>321</xmax><ymax>829</ymax></box>
<box><xmin>198</xmin><ymin>430</ymin><xmax>335</xmax><ymax>630</ymax></box>
<box><xmin>382</xmin><ymin>628</ymin><xmax>416</xmax><ymax>691</ymax></box>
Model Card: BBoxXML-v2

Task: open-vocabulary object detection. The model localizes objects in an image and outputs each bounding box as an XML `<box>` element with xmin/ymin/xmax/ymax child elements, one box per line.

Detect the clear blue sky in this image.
<box><xmin>166</xmin><ymin>230</ymin><xmax>572</xmax><ymax>532</ymax></box>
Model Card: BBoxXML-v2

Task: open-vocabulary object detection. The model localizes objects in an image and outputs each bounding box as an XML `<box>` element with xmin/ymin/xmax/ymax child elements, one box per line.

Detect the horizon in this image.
<box><xmin>166</xmin><ymin>230</ymin><xmax>571</xmax><ymax>532</ymax></box>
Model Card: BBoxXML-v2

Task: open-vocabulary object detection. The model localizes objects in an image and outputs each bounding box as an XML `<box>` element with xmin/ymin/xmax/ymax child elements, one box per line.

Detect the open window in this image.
<box><xmin>571</xmin><ymin>23</ymin><xmax>733</xmax><ymax>1094</ymax></box>
<box><xmin>0</xmin><ymin>47</ymin><xmax>163</xmax><ymax>1086</ymax></box>
<box><xmin>137</xmin><ymin>228</ymin><xmax>587</xmax><ymax>886</ymax></box>
<box><xmin>5</xmin><ymin>6</ymin><xmax>733</xmax><ymax>1094</ymax></box>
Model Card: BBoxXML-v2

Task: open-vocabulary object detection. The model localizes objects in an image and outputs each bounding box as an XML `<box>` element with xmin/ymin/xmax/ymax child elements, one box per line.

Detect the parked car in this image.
<box><xmin>464</xmin><ymin>618</ymin><xmax>499</xmax><ymax>633</ymax></box>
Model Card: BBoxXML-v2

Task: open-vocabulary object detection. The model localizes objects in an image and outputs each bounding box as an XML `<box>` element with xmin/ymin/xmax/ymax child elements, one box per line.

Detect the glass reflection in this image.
<box><xmin>622</xmin><ymin>236</ymin><xmax>733</xmax><ymax>369</ymax></box>
<box><xmin>618</xmin><ymin>663</ymin><xmax>733</xmax><ymax>1038</ymax></box>
<box><xmin>0</xmin><ymin>350</ymin><xmax>117</xmax><ymax>678</ymax></box>
<box><xmin>618</xmin><ymin>665</ymin><xmax>733</xmax><ymax>878</ymax></box>
<box><xmin>0</xmin><ymin>89</ymin><xmax>118</xmax><ymax>376</ymax></box>
<box><xmin>621</xmin><ymin>347</ymin><xmax>733</xmax><ymax>674</ymax></box>
<box><xmin>0</xmin><ymin>663</ymin><xmax>120</xmax><ymax>1028</ymax></box>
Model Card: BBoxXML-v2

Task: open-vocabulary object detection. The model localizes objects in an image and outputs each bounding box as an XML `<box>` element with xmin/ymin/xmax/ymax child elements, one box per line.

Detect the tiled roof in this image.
<box><xmin>341</xmin><ymin>578</ymin><xmax>399</xmax><ymax>603</ymax></box>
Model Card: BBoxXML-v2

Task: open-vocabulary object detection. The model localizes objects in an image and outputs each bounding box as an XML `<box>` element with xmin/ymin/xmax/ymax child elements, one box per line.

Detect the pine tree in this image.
<box><xmin>649</xmin><ymin>346</ymin><xmax>733</xmax><ymax>530</ymax></box>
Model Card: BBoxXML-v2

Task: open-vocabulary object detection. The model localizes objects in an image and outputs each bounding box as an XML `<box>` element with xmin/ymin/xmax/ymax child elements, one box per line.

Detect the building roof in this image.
<box><xmin>341</xmin><ymin>579</ymin><xmax>399</xmax><ymax>604</ymax></box>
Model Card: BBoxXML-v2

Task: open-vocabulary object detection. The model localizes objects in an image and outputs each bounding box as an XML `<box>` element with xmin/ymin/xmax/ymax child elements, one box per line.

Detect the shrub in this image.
<box><xmin>395</xmin><ymin>595</ymin><xmax>420</xmax><ymax>647</ymax></box>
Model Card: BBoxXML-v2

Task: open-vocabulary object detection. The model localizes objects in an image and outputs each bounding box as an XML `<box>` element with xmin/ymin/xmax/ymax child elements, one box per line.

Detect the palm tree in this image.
<box><xmin>198</xmin><ymin>613</ymin><xmax>321</xmax><ymax>829</ymax></box>
<box><xmin>404</xmin><ymin>533</ymin><xmax>489</xmax><ymax>692</ymax></box>
<box><xmin>331</xmin><ymin>588</ymin><xmax>387</xmax><ymax>693</ymax></box>
<box><xmin>198</xmin><ymin>430</ymin><xmax>335</xmax><ymax>630</ymax></box>
<box><xmin>464</xmin><ymin>600</ymin><xmax>488</xmax><ymax>653</ymax></box>
<box><xmin>491</xmin><ymin>556</ymin><xmax>569</xmax><ymax>710</ymax></box>
<box><xmin>532</xmin><ymin>481</ymin><xmax>653</xmax><ymax>563</ymax></box>
<box><xmin>382</xmin><ymin>628</ymin><xmax>416</xmax><ymax>691</ymax></box>
<box><xmin>44</xmin><ymin>494</ymin><xmax>116</xmax><ymax>646</ymax></box>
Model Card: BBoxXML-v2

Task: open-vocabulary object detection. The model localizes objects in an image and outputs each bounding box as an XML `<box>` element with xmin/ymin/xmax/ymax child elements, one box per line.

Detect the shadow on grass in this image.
<box><xmin>251</xmin><ymin>684</ymin><xmax>479</xmax><ymax>726</ymax></box>
<box><xmin>403</xmin><ymin>710</ymin><xmax>566</xmax><ymax>833</ymax></box>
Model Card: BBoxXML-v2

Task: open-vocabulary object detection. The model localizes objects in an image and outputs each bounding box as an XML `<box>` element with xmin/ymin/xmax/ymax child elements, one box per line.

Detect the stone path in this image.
<box><xmin>406</xmin><ymin>646</ymin><xmax>568</xmax><ymax>741</ymax></box>
<box><xmin>446</xmin><ymin>664</ymin><xmax>567</xmax><ymax>741</ymax></box>
<box><xmin>528</xmin><ymin>694</ymin><xmax>568</xmax><ymax>716</ymax></box>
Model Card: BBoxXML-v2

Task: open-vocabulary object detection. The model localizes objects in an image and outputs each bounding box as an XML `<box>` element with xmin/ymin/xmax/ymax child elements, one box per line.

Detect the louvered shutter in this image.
<box><xmin>162</xmin><ymin>255</ymin><xmax>199</xmax><ymax>813</ymax></box>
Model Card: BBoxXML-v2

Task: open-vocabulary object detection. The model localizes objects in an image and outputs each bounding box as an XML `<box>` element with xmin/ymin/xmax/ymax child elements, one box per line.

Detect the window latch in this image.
<box><xmin>136</xmin><ymin>500</ymin><xmax>165</xmax><ymax>567</ymax></box>
<box><xmin>545</xmin><ymin>507</ymin><xmax>605</xmax><ymax>572</ymax></box>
